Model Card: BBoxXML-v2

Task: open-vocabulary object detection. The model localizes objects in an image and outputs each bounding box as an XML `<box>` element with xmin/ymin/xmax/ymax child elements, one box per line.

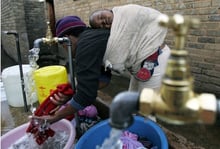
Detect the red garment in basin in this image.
<box><xmin>26</xmin><ymin>83</ymin><xmax>74</xmax><ymax>145</ymax></box>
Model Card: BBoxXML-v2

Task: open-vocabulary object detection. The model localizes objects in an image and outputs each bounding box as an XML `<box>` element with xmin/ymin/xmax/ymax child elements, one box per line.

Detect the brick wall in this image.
<box><xmin>1</xmin><ymin>0</ymin><xmax>29</xmax><ymax>63</ymax></box>
<box><xmin>23</xmin><ymin>1</ymin><xmax>47</xmax><ymax>48</ymax></box>
<box><xmin>53</xmin><ymin>0</ymin><xmax>220</xmax><ymax>97</ymax></box>
<box><xmin>1</xmin><ymin>0</ymin><xmax>47</xmax><ymax>64</ymax></box>
<box><xmin>1</xmin><ymin>0</ymin><xmax>61</xmax><ymax>67</ymax></box>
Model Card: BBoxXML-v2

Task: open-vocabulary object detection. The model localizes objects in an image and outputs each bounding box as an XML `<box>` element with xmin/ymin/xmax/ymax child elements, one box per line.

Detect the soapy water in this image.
<box><xmin>8</xmin><ymin>130</ymin><xmax>69</xmax><ymax>149</ymax></box>
<box><xmin>96</xmin><ymin>128</ymin><xmax>123</xmax><ymax>149</ymax></box>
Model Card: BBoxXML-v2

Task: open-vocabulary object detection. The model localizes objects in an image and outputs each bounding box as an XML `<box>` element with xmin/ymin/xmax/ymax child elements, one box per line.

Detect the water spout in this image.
<box><xmin>32</xmin><ymin>36</ymin><xmax>75</xmax><ymax>90</ymax></box>
<box><xmin>109</xmin><ymin>91</ymin><xmax>139</xmax><ymax>129</ymax></box>
<box><xmin>33</xmin><ymin>38</ymin><xmax>44</xmax><ymax>48</ymax></box>
<box><xmin>32</xmin><ymin>22</ymin><xmax>75</xmax><ymax>89</ymax></box>
<box><xmin>109</xmin><ymin>14</ymin><xmax>220</xmax><ymax>127</ymax></box>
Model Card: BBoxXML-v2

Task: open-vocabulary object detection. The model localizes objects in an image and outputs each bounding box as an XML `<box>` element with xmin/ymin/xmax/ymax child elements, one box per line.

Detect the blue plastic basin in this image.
<box><xmin>75</xmin><ymin>116</ymin><xmax>168</xmax><ymax>149</ymax></box>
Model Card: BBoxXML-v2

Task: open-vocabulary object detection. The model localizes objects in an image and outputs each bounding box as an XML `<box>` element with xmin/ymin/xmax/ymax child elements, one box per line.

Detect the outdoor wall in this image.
<box><xmin>1</xmin><ymin>0</ymin><xmax>30</xmax><ymax>63</ymax></box>
<box><xmin>1</xmin><ymin>0</ymin><xmax>47</xmax><ymax>64</ymax></box>
<box><xmin>1</xmin><ymin>0</ymin><xmax>60</xmax><ymax>67</ymax></box>
<box><xmin>23</xmin><ymin>1</ymin><xmax>47</xmax><ymax>49</ymax></box>
<box><xmin>53</xmin><ymin>0</ymin><xmax>220</xmax><ymax>97</ymax></box>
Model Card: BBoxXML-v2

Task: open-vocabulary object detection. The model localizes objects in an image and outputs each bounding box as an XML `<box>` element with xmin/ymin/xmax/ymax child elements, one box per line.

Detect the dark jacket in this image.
<box><xmin>73</xmin><ymin>28</ymin><xmax>110</xmax><ymax>107</ymax></box>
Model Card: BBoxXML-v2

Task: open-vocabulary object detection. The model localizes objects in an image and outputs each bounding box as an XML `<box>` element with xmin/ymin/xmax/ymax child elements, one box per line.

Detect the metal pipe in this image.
<box><xmin>33</xmin><ymin>36</ymin><xmax>75</xmax><ymax>91</ymax></box>
<box><xmin>109</xmin><ymin>91</ymin><xmax>139</xmax><ymax>129</ymax></box>
<box><xmin>3</xmin><ymin>31</ymin><xmax>28</xmax><ymax>112</ymax></box>
<box><xmin>138</xmin><ymin>14</ymin><xmax>219</xmax><ymax>125</ymax></box>
<box><xmin>109</xmin><ymin>14</ymin><xmax>220</xmax><ymax>127</ymax></box>
<box><xmin>139</xmin><ymin>88</ymin><xmax>219</xmax><ymax>124</ymax></box>
<box><xmin>46</xmin><ymin>0</ymin><xmax>56</xmax><ymax>37</ymax></box>
<box><xmin>217</xmin><ymin>100</ymin><xmax>220</xmax><ymax>123</ymax></box>
<box><xmin>33</xmin><ymin>38</ymin><xmax>44</xmax><ymax>48</ymax></box>
<box><xmin>57</xmin><ymin>37</ymin><xmax>75</xmax><ymax>90</ymax></box>
<box><xmin>109</xmin><ymin>90</ymin><xmax>220</xmax><ymax>127</ymax></box>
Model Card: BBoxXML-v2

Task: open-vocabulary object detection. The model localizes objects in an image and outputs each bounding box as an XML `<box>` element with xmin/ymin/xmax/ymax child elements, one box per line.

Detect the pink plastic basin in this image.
<box><xmin>0</xmin><ymin>119</ymin><xmax>75</xmax><ymax>149</ymax></box>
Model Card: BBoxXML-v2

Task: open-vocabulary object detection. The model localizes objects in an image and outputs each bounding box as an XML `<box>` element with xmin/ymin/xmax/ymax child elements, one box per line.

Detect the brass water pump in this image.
<box><xmin>108</xmin><ymin>14</ymin><xmax>219</xmax><ymax>129</ymax></box>
<box><xmin>33</xmin><ymin>21</ymin><xmax>75</xmax><ymax>90</ymax></box>
<box><xmin>139</xmin><ymin>14</ymin><xmax>218</xmax><ymax>124</ymax></box>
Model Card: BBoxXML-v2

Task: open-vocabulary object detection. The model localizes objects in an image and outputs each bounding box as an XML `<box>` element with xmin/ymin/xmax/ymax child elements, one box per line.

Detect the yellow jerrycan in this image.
<box><xmin>34</xmin><ymin>65</ymin><xmax>68</xmax><ymax>104</ymax></box>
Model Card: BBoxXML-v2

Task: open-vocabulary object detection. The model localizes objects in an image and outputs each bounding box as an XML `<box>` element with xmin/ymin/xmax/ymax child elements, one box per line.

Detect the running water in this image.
<box><xmin>8</xmin><ymin>130</ymin><xmax>69</xmax><ymax>149</ymax></box>
<box><xmin>7</xmin><ymin>48</ymin><xmax>70</xmax><ymax>149</ymax></box>
<box><xmin>28</xmin><ymin>48</ymin><xmax>40</xmax><ymax>69</ymax></box>
<box><xmin>96</xmin><ymin>128</ymin><xmax>123</xmax><ymax>149</ymax></box>
<box><xmin>26</xmin><ymin>48</ymin><xmax>40</xmax><ymax>113</ymax></box>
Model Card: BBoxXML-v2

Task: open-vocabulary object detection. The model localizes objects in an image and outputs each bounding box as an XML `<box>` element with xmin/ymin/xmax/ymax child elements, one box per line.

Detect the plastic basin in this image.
<box><xmin>0</xmin><ymin>119</ymin><xmax>75</xmax><ymax>149</ymax></box>
<box><xmin>75</xmin><ymin>116</ymin><xmax>168</xmax><ymax>149</ymax></box>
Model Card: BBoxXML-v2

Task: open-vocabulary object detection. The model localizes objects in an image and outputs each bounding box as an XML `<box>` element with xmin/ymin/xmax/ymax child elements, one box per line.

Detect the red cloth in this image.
<box><xmin>26</xmin><ymin>83</ymin><xmax>74</xmax><ymax>145</ymax></box>
<box><xmin>146</xmin><ymin>49</ymin><xmax>159</xmax><ymax>61</ymax></box>
<box><xmin>135</xmin><ymin>49</ymin><xmax>159</xmax><ymax>81</ymax></box>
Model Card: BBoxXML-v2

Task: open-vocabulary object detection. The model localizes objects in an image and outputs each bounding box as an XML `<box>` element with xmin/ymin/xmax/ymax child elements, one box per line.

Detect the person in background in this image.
<box><xmin>31</xmin><ymin>16</ymin><xmax>111</xmax><ymax>131</ymax></box>
<box><xmin>89</xmin><ymin>4</ymin><xmax>171</xmax><ymax>92</ymax></box>
<box><xmin>32</xmin><ymin>4</ymin><xmax>170</xmax><ymax>133</ymax></box>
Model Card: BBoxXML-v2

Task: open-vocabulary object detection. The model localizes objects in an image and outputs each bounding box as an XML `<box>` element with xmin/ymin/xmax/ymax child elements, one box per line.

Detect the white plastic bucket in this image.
<box><xmin>2</xmin><ymin>64</ymin><xmax>37</xmax><ymax>107</ymax></box>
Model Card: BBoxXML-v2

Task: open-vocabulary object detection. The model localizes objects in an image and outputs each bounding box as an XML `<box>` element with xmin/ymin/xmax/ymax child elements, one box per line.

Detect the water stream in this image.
<box><xmin>96</xmin><ymin>128</ymin><xmax>123</xmax><ymax>149</ymax></box>
<box><xmin>7</xmin><ymin>48</ymin><xmax>71</xmax><ymax>149</ymax></box>
<box><xmin>27</xmin><ymin>48</ymin><xmax>40</xmax><ymax>113</ymax></box>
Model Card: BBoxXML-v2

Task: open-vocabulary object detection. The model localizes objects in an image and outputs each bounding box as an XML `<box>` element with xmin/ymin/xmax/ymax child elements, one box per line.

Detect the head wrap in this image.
<box><xmin>55</xmin><ymin>16</ymin><xmax>86</xmax><ymax>37</ymax></box>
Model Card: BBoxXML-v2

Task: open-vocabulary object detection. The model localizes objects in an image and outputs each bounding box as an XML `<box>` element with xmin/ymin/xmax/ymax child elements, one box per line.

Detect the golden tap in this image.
<box><xmin>33</xmin><ymin>21</ymin><xmax>75</xmax><ymax>89</ymax></box>
<box><xmin>139</xmin><ymin>14</ymin><xmax>218</xmax><ymax>125</ymax></box>
<box><xmin>42</xmin><ymin>21</ymin><xmax>59</xmax><ymax>46</ymax></box>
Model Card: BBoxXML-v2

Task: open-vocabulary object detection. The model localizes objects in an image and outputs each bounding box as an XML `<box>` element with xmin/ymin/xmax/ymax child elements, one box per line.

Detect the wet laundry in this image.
<box><xmin>120</xmin><ymin>130</ymin><xmax>158</xmax><ymax>149</ymax></box>
<box><xmin>26</xmin><ymin>83</ymin><xmax>74</xmax><ymax>145</ymax></box>
<box><xmin>77</xmin><ymin>104</ymin><xmax>101</xmax><ymax>137</ymax></box>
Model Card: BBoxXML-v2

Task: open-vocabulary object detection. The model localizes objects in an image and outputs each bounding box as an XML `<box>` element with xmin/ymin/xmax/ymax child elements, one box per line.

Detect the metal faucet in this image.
<box><xmin>33</xmin><ymin>21</ymin><xmax>75</xmax><ymax>90</ymax></box>
<box><xmin>109</xmin><ymin>14</ymin><xmax>220</xmax><ymax>129</ymax></box>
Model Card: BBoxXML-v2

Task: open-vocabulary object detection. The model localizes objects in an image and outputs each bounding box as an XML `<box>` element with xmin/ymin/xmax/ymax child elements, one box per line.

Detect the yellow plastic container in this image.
<box><xmin>34</xmin><ymin>65</ymin><xmax>68</xmax><ymax>104</ymax></box>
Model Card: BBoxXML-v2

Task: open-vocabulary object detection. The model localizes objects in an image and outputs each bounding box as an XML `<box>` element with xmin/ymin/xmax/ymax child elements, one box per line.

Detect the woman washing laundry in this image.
<box><xmin>29</xmin><ymin>16</ymin><xmax>111</xmax><ymax>138</ymax></box>
<box><xmin>30</xmin><ymin>4</ymin><xmax>171</xmax><ymax>138</ymax></box>
<box><xmin>89</xmin><ymin>4</ymin><xmax>171</xmax><ymax>92</ymax></box>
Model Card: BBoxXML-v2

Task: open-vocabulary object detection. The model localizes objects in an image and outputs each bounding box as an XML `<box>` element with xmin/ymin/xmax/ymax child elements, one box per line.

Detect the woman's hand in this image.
<box><xmin>29</xmin><ymin>114</ymin><xmax>58</xmax><ymax>125</ymax></box>
<box><xmin>29</xmin><ymin>104</ymin><xmax>77</xmax><ymax>125</ymax></box>
<box><xmin>50</xmin><ymin>92</ymin><xmax>71</xmax><ymax>105</ymax></box>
